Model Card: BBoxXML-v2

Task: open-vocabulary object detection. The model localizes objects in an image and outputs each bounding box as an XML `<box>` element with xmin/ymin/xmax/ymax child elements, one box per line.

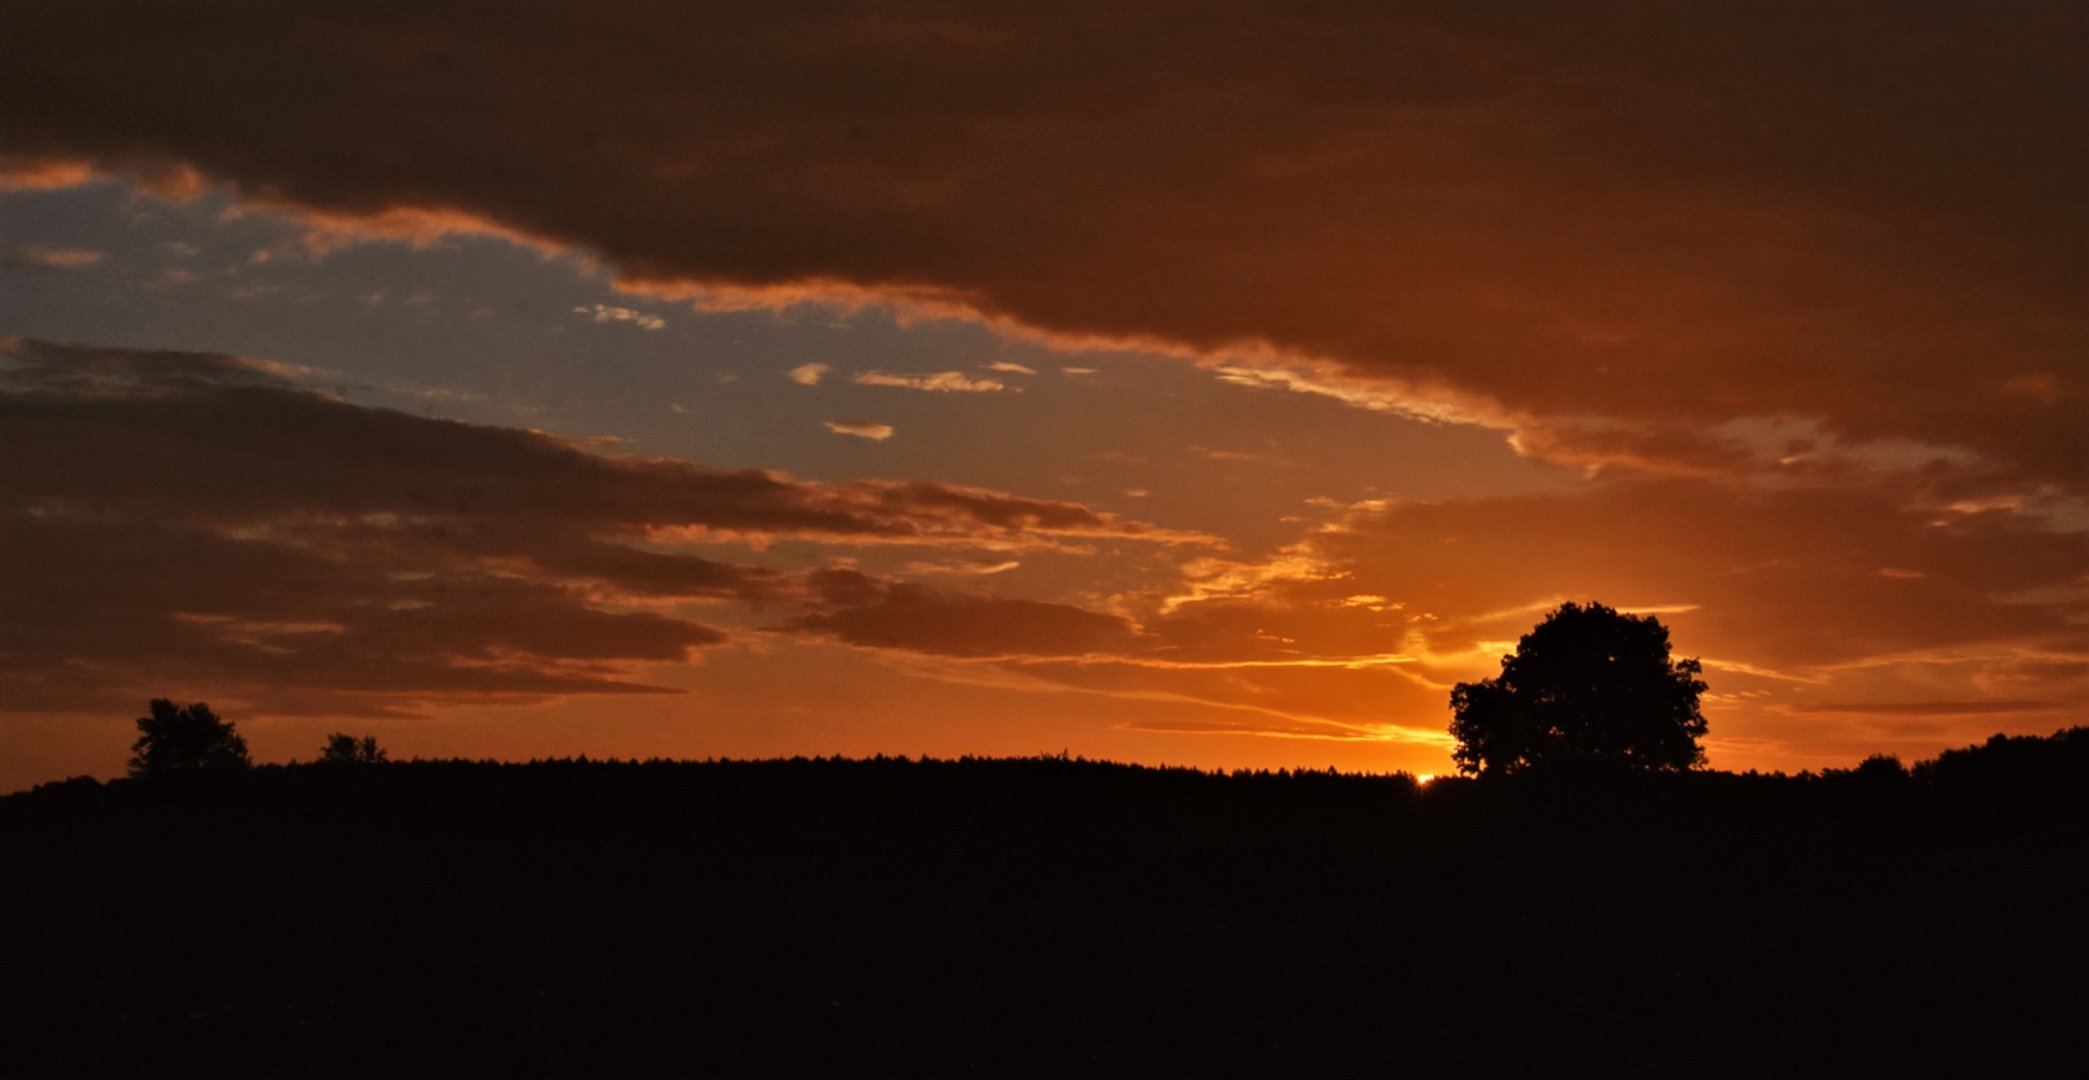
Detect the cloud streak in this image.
<box><xmin>825</xmin><ymin>419</ymin><xmax>894</xmax><ymax>441</ymax></box>
<box><xmin>853</xmin><ymin>371</ymin><xmax>1005</xmax><ymax>393</ymax></box>
<box><xmin>6</xmin><ymin>243</ymin><xmax>105</xmax><ymax>270</ymax></box>
<box><xmin>574</xmin><ymin>303</ymin><xmax>664</xmax><ymax>330</ymax></box>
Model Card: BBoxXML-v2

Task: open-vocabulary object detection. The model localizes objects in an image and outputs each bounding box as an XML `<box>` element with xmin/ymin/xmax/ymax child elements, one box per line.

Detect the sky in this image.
<box><xmin>1</xmin><ymin>3</ymin><xmax>2083</xmax><ymax>789</ymax></box>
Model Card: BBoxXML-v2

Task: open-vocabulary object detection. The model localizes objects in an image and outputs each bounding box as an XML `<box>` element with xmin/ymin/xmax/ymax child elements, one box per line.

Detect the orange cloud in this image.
<box><xmin>825</xmin><ymin>420</ymin><xmax>894</xmax><ymax>441</ymax></box>
<box><xmin>0</xmin><ymin>157</ymin><xmax>96</xmax><ymax>190</ymax></box>
<box><xmin>853</xmin><ymin>371</ymin><xmax>1005</xmax><ymax>393</ymax></box>
<box><xmin>1780</xmin><ymin>700</ymin><xmax>2061</xmax><ymax>718</ymax></box>
<box><xmin>6</xmin><ymin>243</ymin><xmax>105</xmax><ymax>269</ymax></box>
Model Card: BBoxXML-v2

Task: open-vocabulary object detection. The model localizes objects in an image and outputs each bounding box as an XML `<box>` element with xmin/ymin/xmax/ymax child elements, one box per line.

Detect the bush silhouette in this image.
<box><xmin>318</xmin><ymin>733</ymin><xmax>389</xmax><ymax>765</ymax></box>
<box><xmin>127</xmin><ymin>699</ymin><xmax>249</xmax><ymax>777</ymax></box>
<box><xmin>1449</xmin><ymin>602</ymin><xmax>1707</xmax><ymax>776</ymax></box>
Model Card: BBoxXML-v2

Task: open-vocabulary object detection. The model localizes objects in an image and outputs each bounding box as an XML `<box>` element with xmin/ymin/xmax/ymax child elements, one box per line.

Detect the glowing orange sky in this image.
<box><xmin>1</xmin><ymin>3</ymin><xmax>2083</xmax><ymax>790</ymax></box>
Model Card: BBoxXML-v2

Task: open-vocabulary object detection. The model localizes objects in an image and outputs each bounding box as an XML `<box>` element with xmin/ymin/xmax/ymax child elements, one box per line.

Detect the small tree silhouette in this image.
<box><xmin>318</xmin><ymin>733</ymin><xmax>388</xmax><ymax>765</ymax></box>
<box><xmin>128</xmin><ymin>699</ymin><xmax>250</xmax><ymax>777</ymax></box>
<box><xmin>1449</xmin><ymin>602</ymin><xmax>1707</xmax><ymax>776</ymax></box>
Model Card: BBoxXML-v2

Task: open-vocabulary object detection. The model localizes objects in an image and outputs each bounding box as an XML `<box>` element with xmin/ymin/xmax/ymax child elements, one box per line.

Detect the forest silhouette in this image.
<box><xmin>5</xmin><ymin>720</ymin><xmax>2085</xmax><ymax>1076</ymax></box>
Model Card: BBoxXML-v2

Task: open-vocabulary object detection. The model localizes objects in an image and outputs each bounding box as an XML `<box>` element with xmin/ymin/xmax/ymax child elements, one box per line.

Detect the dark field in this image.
<box><xmin>5</xmin><ymin>733</ymin><xmax>2085</xmax><ymax>1077</ymax></box>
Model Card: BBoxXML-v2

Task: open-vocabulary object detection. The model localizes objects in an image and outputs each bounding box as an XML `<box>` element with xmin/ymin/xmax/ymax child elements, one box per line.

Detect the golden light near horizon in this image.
<box><xmin>1</xmin><ymin>3</ymin><xmax>2083</xmax><ymax>791</ymax></box>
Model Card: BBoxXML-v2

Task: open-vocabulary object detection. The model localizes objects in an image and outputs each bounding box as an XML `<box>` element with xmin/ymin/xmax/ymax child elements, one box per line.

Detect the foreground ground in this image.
<box><xmin>5</xmin><ymin>733</ymin><xmax>2085</xmax><ymax>1077</ymax></box>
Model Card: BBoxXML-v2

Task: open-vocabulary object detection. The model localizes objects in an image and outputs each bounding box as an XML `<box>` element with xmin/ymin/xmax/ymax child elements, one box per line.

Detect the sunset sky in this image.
<box><xmin>2</xmin><ymin>3</ymin><xmax>2083</xmax><ymax>789</ymax></box>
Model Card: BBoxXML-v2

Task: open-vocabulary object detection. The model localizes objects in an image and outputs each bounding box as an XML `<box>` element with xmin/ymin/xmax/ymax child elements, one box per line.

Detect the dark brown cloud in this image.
<box><xmin>0</xmin><ymin>338</ymin><xmax>1192</xmax><ymax>713</ymax></box>
<box><xmin>779</xmin><ymin>568</ymin><xmax>1145</xmax><ymax>659</ymax></box>
<box><xmin>2</xmin><ymin>3</ymin><xmax>2078</xmax><ymax>486</ymax></box>
<box><xmin>0</xmin><ymin>508</ymin><xmax>722</xmax><ymax>716</ymax></box>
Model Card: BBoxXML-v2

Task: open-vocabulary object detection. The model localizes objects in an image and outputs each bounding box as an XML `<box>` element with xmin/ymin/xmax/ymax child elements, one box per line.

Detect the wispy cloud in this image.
<box><xmin>899</xmin><ymin>558</ymin><xmax>1022</xmax><ymax>576</ymax></box>
<box><xmin>789</xmin><ymin>362</ymin><xmax>830</xmax><ymax>386</ymax></box>
<box><xmin>1115</xmin><ymin>716</ymin><xmax>1431</xmax><ymax>743</ymax></box>
<box><xmin>985</xmin><ymin>361</ymin><xmax>1037</xmax><ymax>375</ymax></box>
<box><xmin>854</xmin><ymin>371</ymin><xmax>1005</xmax><ymax>393</ymax></box>
<box><xmin>573</xmin><ymin>303</ymin><xmax>664</xmax><ymax>330</ymax></box>
<box><xmin>824</xmin><ymin>419</ymin><xmax>894</xmax><ymax>441</ymax></box>
<box><xmin>1779</xmin><ymin>700</ymin><xmax>2060</xmax><ymax>717</ymax></box>
<box><xmin>1187</xmin><ymin>446</ymin><xmax>1268</xmax><ymax>463</ymax></box>
<box><xmin>7</xmin><ymin>243</ymin><xmax>105</xmax><ymax>270</ymax></box>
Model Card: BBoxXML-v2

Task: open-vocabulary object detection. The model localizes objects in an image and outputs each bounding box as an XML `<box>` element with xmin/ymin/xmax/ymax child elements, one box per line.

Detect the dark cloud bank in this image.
<box><xmin>0</xmin><ymin>339</ymin><xmax>1184</xmax><ymax>714</ymax></box>
<box><xmin>3</xmin><ymin>2</ymin><xmax>2080</xmax><ymax>489</ymax></box>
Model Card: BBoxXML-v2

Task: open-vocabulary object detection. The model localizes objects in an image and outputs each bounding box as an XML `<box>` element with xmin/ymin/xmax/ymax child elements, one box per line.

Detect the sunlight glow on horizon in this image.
<box><xmin>2</xmin><ymin>4</ymin><xmax>2082</xmax><ymax>791</ymax></box>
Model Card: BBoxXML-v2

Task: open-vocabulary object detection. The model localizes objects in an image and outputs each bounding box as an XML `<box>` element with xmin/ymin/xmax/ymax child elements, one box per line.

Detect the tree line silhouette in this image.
<box><xmin>126</xmin><ymin>601</ymin><xmax>1711</xmax><ymax>783</ymax></box>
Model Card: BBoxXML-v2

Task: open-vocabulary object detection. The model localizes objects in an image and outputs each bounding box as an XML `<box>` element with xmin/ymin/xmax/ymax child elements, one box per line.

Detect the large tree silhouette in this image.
<box><xmin>128</xmin><ymin>699</ymin><xmax>249</xmax><ymax>777</ymax></box>
<box><xmin>1449</xmin><ymin>602</ymin><xmax>1707</xmax><ymax>776</ymax></box>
